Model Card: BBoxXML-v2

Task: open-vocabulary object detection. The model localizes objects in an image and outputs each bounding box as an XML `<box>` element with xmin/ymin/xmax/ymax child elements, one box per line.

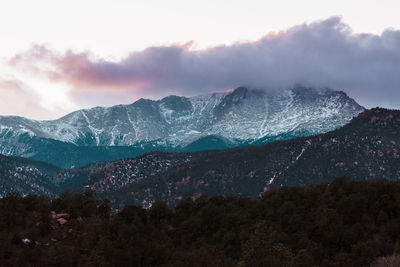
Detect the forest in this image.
<box><xmin>1</xmin><ymin>177</ymin><xmax>400</xmax><ymax>266</ymax></box>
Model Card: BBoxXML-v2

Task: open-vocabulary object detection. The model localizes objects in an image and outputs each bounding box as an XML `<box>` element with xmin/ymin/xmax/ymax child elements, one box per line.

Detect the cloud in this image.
<box><xmin>8</xmin><ymin>17</ymin><xmax>400</xmax><ymax>108</ymax></box>
<box><xmin>0</xmin><ymin>77</ymin><xmax>55</xmax><ymax>119</ymax></box>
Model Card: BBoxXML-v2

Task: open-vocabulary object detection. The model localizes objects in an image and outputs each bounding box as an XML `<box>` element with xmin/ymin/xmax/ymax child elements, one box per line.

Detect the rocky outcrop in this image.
<box><xmin>50</xmin><ymin>211</ymin><xmax>70</xmax><ymax>229</ymax></box>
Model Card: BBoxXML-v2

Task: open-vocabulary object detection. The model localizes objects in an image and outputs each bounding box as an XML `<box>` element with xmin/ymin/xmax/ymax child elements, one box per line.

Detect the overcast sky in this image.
<box><xmin>0</xmin><ymin>0</ymin><xmax>399</xmax><ymax>119</ymax></box>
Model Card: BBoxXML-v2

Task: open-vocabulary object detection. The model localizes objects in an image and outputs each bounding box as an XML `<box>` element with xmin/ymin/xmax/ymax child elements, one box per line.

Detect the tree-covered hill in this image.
<box><xmin>0</xmin><ymin>155</ymin><xmax>59</xmax><ymax>198</ymax></box>
<box><xmin>1</xmin><ymin>178</ymin><xmax>400</xmax><ymax>266</ymax></box>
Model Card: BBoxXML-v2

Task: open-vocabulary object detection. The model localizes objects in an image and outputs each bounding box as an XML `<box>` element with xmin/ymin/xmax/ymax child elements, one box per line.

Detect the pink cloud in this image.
<box><xmin>8</xmin><ymin>17</ymin><xmax>400</xmax><ymax>109</ymax></box>
<box><xmin>9</xmin><ymin>46</ymin><xmax>148</xmax><ymax>91</ymax></box>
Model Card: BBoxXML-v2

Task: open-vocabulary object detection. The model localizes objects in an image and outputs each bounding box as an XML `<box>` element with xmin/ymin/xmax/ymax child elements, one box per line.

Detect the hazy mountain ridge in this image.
<box><xmin>0</xmin><ymin>86</ymin><xmax>364</xmax><ymax>168</ymax></box>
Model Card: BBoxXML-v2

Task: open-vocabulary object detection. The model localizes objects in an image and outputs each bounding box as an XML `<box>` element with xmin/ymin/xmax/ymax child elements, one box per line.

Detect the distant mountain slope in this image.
<box><xmin>0</xmin><ymin>86</ymin><xmax>363</xmax><ymax>167</ymax></box>
<box><xmin>74</xmin><ymin>108</ymin><xmax>400</xmax><ymax>208</ymax></box>
<box><xmin>0</xmin><ymin>155</ymin><xmax>59</xmax><ymax>198</ymax></box>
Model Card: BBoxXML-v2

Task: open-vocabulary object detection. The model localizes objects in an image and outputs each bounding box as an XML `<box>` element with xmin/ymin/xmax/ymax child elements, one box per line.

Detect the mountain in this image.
<box><xmin>0</xmin><ymin>107</ymin><xmax>398</xmax><ymax>207</ymax></box>
<box><xmin>0</xmin><ymin>86</ymin><xmax>363</xmax><ymax>168</ymax></box>
<box><xmin>70</xmin><ymin>108</ymin><xmax>400</xmax><ymax>208</ymax></box>
<box><xmin>0</xmin><ymin>155</ymin><xmax>59</xmax><ymax>198</ymax></box>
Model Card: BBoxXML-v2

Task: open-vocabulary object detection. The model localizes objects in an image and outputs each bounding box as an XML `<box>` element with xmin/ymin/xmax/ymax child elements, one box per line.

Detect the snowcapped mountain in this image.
<box><xmin>0</xmin><ymin>86</ymin><xmax>364</xmax><ymax>167</ymax></box>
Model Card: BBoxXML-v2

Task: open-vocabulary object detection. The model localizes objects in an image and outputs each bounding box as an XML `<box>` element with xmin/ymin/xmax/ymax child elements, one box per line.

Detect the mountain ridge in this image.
<box><xmin>0</xmin><ymin>86</ymin><xmax>364</xmax><ymax>168</ymax></box>
<box><xmin>0</xmin><ymin>86</ymin><xmax>363</xmax><ymax>146</ymax></box>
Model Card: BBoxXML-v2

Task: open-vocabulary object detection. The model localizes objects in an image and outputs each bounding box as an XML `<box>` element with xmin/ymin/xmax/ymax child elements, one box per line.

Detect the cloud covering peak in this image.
<box><xmin>8</xmin><ymin>17</ymin><xmax>400</xmax><ymax>109</ymax></box>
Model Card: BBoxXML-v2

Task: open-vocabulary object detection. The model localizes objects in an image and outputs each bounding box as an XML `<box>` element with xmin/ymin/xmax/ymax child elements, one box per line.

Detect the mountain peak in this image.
<box><xmin>133</xmin><ymin>98</ymin><xmax>154</xmax><ymax>105</ymax></box>
<box><xmin>232</xmin><ymin>86</ymin><xmax>249</xmax><ymax>94</ymax></box>
<box><xmin>230</xmin><ymin>86</ymin><xmax>266</xmax><ymax>97</ymax></box>
<box><xmin>161</xmin><ymin>95</ymin><xmax>183</xmax><ymax>100</ymax></box>
<box><xmin>0</xmin><ymin>86</ymin><xmax>365</xmax><ymax>167</ymax></box>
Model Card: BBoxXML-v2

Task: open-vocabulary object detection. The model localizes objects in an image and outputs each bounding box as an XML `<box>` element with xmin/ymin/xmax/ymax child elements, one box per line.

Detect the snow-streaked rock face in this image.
<box><xmin>0</xmin><ymin>86</ymin><xmax>364</xmax><ymax>156</ymax></box>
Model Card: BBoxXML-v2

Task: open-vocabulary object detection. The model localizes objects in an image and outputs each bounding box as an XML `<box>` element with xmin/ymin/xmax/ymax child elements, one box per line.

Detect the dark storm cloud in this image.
<box><xmin>9</xmin><ymin>17</ymin><xmax>400</xmax><ymax>108</ymax></box>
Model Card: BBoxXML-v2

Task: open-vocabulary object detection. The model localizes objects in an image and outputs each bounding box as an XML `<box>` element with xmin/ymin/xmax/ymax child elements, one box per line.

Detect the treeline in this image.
<box><xmin>1</xmin><ymin>177</ymin><xmax>400</xmax><ymax>266</ymax></box>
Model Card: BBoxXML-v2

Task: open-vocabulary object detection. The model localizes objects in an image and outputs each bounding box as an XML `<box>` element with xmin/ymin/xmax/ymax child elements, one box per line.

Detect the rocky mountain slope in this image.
<box><xmin>0</xmin><ymin>155</ymin><xmax>59</xmax><ymax>198</ymax></box>
<box><xmin>0</xmin><ymin>86</ymin><xmax>363</xmax><ymax>168</ymax></box>
<box><xmin>72</xmin><ymin>108</ymin><xmax>400</xmax><ymax>208</ymax></box>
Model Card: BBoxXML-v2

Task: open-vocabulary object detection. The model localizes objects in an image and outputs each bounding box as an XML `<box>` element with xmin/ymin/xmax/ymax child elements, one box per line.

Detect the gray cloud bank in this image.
<box><xmin>10</xmin><ymin>17</ymin><xmax>400</xmax><ymax>108</ymax></box>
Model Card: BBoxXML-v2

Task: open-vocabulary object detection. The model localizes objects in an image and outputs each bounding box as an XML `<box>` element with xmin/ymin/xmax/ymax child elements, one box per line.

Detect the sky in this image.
<box><xmin>0</xmin><ymin>0</ymin><xmax>400</xmax><ymax>120</ymax></box>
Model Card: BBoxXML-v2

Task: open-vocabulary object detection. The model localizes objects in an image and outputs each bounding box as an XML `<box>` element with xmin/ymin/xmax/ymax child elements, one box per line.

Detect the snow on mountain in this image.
<box><xmin>0</xmin><ymin>86</ymin><xmax>364</xmax><ymax>158</ymax></box>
